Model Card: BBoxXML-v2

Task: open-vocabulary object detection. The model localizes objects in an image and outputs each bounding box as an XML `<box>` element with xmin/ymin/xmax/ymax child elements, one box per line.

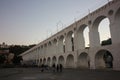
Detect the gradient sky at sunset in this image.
<box><xmin>0</xmin><ymin>0</ymin><xmax>111</xmax><ymax>45</ymax></box>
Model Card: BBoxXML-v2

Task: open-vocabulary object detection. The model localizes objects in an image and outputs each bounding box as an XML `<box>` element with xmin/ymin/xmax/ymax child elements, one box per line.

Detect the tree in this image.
<box><xmin>9</xmin><ymin>44</ymin><xmax>36</xmax><ymax>56</ymax></box>
<box><xmin>0</xmin><ymin>54</ymin><xmax>6</xmax><ymax>64</ymax></box>
<box><xmin>12</xmin><ymin>55</ymin><xmax>23</xmax><ymax>65</ymax></box>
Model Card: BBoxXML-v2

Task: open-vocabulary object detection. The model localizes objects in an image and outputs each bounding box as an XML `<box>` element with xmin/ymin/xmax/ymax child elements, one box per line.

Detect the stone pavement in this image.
<box><xmin>0</xmin><ymin>68</ymin><xmax>120</xmax><ymax>80</ymax></box>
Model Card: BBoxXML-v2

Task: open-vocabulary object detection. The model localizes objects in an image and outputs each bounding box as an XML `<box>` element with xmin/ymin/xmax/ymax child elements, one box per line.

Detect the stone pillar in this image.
<box><xmin>74</xmin><ymin>32</ymin><xmax>85</xmax><ymax>50</ymax></box>
<box><xmin>110</xmin><ymin>22</ymin><xmax>120</xmax><ymax>44</ymax></box>
<box><xmin>89</xmin><ymin>28</ymin><xmax>100</xmax><ymax>47</ymax></box>
<box><xmin>46</xmin><ymin>44</ymin><xmax>48</xmax><ymax>56</ymax></box>
<box><xmin>44</xmin><ymin>45</ymin><xmax>47</xmax><ymax>57</ymax></box>
<box><xmin>50</xmin><ymin>44</ymin><xmax>52</xmax><ymax>55</ymax></box>
<box><xmin>64</xmin><ymin>35</ymin><xmax>67</xmax><ymax>53</ymax></box>
<box><xmin>41</xmin><ymin>47</ymin><xmax>43</xmax><ymax>58</ymax></box>
<box><xmin>64</xmin><ymin>55</ymin><xmax>67</xmax><ymax>68</ymax></box>
<box><xmin>65</xmin><ymin>36</ymin><xmax>72</xmax><ymax>52</ymax></box>
<box><xmin>38</xmin><ymin>48</ymin><xmax>41</xmax><ymax>66</ymax></box>
<box><xmin>58</xmin><ymin>40</ymin><xmax>63</xmax><ymax>54</ymax></box>
<box><xmin>74</xmin><ymin>51</ymin><xmax>78</xmax><ymax>68</ymax></box>
<box><xmin>56</xmin><ymin>38</ymin><xmax>59</xmax><ymax>55</ymax></box>
<box><xmin>36</xmin><ymin>49</ymin><xmax>39</xmax><ymax>65</ymax></box>
<box><xmin>50</xmin><ymin>42</ymin><xmax>53</xmax><ymax>55</ymax></box>
<box><xmin>89</xmin><ymin>49</ymin><xmax>96</xmax><ymax>69</ymax></box>
<box><xmin>111</xmin><ymin>44</ymin><xmax>120</xmax><ymax>70</ymax></box>
<box><xmin>47</xmin><ymin>44</ymin><xmax>51</xmax><ymax>56</ymax></box>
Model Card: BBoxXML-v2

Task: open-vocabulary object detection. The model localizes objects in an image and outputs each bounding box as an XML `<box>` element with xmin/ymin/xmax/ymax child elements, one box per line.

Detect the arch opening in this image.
<box><xmin>53</xmin><ymin>39</ymin><xmax>57</xmax><ymax>55</ymax></box>
<box><xmin>77</xmin><ymin>24</ymin><xmax>90</xmax><ymax>49</ymax></box>
<box><xmin>48</xmin><ymin>41</ymin><xmax>52</xmax><ymax>54</ymax></box>
<box><xmin>53</xmin><ymin>39</ymin><xmax>57</xmax><ymax>44</ymax></box>
<box><xmin>95</xmin><ymin>50</ymin><xmax>113</xmax><ymax>69</ymax></box>
<box><xmin>78</xmin><ymin>52</ymin><xmax>90</xmax><ymax>68</ymax></box>
<box><xmin>58</xmin><ymin>56</ymin><xmax>64</xmax><ymax>66</ymax></box>
<box><xmin>44</xmin><ymin>44</ymin><xmax>47</xmax><ymax>54</ymax></box>
<box><xmin>58</xmin><ymin>35</ymin><xmax>65</xmax><ymax>53</ymax></box>
<box><xmin>41</xmin><ymin>45</ymin><xmax>43</xmax><ymax>54</ymax></box>
<box><xmin>66</xmin><ymin>54</ymin><xmax>74</xmax><ymax>68</ymax></box>
<box><xmin>52</xmin><ymin>56</ymin><xmax>57</xmax><ymax>65</ymax></box>
<box><xmin>98</xmin><ymin>18</ymin><xmax>112</xmax><ymax>46</ymax></box>
<box><xmin>63</xmin><ymin>38</ymin><xmax>65</xmax><ymax>53</ymax></box>
<box><xmin>47</xmin><ymin>57</ymin><xmax>51</xmax><ymax>66</ymax></box>
<box><xmin>83</xmin><ymin>27</ymin><xmax>90</xmax><ymax>48</ymax></box>
<box><xmin>39</xmin><ymin>59</ymin><xmax>42</xmax><ymax>66</ymax></box>
<box><xmin>66</xmin><ymin>31</ymin><xmax>74</xmax><ymax>52</ymax></box>
<box><xmin>43</xmin><ymin>58</ymin><xmax>46</xmax><ymax>65</ymax></box>
<box><xmin>93</xmin><ymin>16</ymin><xmax>112</xmax><ymax>46</ymax></box>
<box><xmin>48</xmin><ymin>41</ymin><xmax>52</xmax><ymax>46</ymax></box>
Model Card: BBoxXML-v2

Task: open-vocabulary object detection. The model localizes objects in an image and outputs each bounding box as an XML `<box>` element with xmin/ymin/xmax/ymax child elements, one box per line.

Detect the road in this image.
<box><xmin>0</xmin><ymin>68</ymin><xmax>120</xmax><ymax>80</ymax></box>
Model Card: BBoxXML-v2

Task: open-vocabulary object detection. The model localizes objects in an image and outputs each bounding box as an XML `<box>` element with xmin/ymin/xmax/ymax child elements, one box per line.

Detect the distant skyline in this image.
<box><xmin>0</xmin><ymin>0</ymin><xmax>111</xmax><ymax>45</ymax></box>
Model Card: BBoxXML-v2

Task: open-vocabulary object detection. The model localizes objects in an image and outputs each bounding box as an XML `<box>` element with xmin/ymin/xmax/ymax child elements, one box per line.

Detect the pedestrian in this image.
<box><xmin>52</xmin><ymin>63</ymin><xmax>56</xmax><ymax>72</ymax></box>
<box><xmin>41</xmin><ymin>64</ymin><xmax>44</xmax><ymax>72</ymax></box>
<box><xmin>56</xmin><ymin>64</ymin><xmax>59</xmax><ymax>72</ymax></box>
<box><xmin>59</xmin><ymin>64</ymin><xmax>63</xmax><ymax>72</ymax></box>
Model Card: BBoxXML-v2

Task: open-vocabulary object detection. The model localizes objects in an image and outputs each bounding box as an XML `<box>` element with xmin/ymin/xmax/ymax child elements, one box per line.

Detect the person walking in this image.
<box><xmin>52</xmin><ymin>63</ymin><xmax>56</xmax><ymax>72</ymax></box>
<box><xmin>41</xmin><ymin>64</ymin><xmax>44</xmax><ymax>72</ymax></box>
<box><xmin>59</xmin><ymin>64</ymin><xmax>63</xmax><ymax>72</ymax></box>
<box><xmin>56</xmin><ymin>64</ymin><xmax>59</xmax><ymax>72</ymax></box>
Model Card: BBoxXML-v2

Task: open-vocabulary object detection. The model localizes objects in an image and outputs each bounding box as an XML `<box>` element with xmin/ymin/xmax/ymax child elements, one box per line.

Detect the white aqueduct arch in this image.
<box><xmin>78</xmin><ymin>52</ymin><xmax>90</xmax><ymax>68</ymax></box>
<box><xmin>66</xmin><ymin>54</ymin><xmax>74</xmax><ymax>68</ymax></box>
<box><xmin>21</xmin><ymin>0</ymin><xmax>120</xmax><ymax>70</ymax></box>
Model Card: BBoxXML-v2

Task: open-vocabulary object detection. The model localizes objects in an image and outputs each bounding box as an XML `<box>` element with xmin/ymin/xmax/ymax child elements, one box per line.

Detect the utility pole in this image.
<box><xmin>56</xmin><ymin>20</ymin><xmax>63</xmax><ymax>32</ymax></box>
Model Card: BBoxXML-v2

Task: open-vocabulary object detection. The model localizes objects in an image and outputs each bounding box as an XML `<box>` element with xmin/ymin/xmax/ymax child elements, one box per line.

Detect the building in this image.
<box><xmin>20</xmin><ymin>0</ymin><xmax>120</xmax><ymax>70</ymax></box>
<box><xmin>0</xmin><ymin>42</ymin><xmax>9</xmax><ymax>55</ymax></box>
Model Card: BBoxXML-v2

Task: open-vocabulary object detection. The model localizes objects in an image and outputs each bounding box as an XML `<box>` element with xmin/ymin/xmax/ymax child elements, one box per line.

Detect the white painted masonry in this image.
<box><xmin>20</xmin><ymin>0</ymin><xmax>120</xmax><ymax>70</ymax></box>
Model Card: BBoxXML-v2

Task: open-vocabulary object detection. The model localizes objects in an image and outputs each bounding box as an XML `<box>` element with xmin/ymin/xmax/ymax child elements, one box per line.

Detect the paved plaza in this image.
<box><xmin>0</xmin><ymin>68</ymin><xmax>120</xmax><ymax>80</ymax></box>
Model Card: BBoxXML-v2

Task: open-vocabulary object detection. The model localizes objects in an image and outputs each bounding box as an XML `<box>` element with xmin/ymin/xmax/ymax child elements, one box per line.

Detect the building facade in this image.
<box><xmin>20</xmin><ymin>0</ymin><xmax>120</xmax><ymax>70</ymax></box>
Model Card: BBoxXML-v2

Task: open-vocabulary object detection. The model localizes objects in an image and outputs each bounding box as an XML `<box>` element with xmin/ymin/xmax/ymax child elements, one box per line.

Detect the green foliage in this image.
<box><xmin>9</xmin><ymin>44</ymin><xmax>36</xmax><ymax>55</ymax></box>
<box><xmin>12</xmin><ymin>55</ymin><xmax>23</xmax><ymax>65</ymax></box>
<box><xmin>0</xmin><ymin>48</ymin><xmax>8</xmax><ymax>50</ymax></box>
<box><xmin>0</xmin><ymin>54</ymin><xmax>6</xmax><ymax>64</ymax></box>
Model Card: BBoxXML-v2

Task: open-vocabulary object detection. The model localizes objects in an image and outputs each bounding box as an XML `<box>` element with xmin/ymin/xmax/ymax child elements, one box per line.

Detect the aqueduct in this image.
<box><xmin>20</xmin><ymin>0</ymin><xmax>120</xmax><ymax>70</ymax></box>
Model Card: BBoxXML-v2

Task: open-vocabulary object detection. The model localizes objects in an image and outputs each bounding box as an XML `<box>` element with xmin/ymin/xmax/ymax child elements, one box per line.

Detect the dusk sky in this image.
<box><xmin>0</xmin><ymin>0</ymin><xmax>111</xmax><ymax>45</ymax></box>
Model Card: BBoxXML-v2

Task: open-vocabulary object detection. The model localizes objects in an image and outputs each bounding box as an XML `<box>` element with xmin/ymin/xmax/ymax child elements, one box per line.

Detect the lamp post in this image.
<box><xmin>56</xmin><ymin>20</ymin><xmax>64</xmax><ymax>32</ymax></box>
